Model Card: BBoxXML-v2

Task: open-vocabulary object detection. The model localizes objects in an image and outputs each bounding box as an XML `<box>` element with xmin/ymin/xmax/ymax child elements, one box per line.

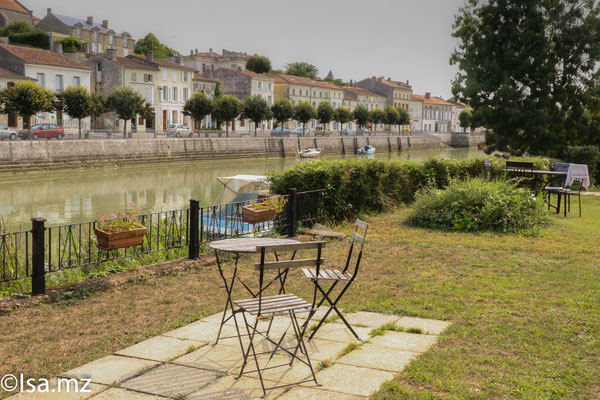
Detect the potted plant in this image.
<box><xmin>94</xmin><ymin>204</ymin><xmax>147</xmax><ymax>251</ymax></box>
<box><xmin>242</xmin><ymin>196</ymin><xmax>287</xmax><ymax>224</ymax></box>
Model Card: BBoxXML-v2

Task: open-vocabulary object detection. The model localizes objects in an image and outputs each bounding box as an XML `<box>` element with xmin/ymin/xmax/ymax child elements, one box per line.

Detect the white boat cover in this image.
<box><xmin>216</xmin><ymin>175</ymin><xmax>269</xmax><ymax>204</ymax></box>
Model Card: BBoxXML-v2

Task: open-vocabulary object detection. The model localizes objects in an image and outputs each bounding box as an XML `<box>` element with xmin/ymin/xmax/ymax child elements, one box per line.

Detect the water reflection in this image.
<box><xmin>0</xmin><ymin>148</ymin><xmax>485</xmax><ymax>231</ymax></box>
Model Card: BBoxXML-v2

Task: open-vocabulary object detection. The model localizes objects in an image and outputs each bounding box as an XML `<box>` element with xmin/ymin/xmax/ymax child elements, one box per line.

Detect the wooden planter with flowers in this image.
<box><xmin>95</xmin><ymin>207</ymin><xmax>147</xmax><ymax>251</ymax></box>
<box><xmin>242</xmin><ymin>196</ymin><xmax>287</xmax><ymax>224</ymax></box>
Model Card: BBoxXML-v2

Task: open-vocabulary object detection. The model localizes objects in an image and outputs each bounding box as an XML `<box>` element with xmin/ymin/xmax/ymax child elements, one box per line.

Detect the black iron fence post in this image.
<box><xmin>287</xmin><ymin>188</ymin><xmax>298</xmax><ymax>237</ymax></box>
<box><xmin>189</xmin><ymin>199</ymin><xmax>200</xmax><ymax>259</ymax></box>
<box><xmin>31</xmin><ymin>217</ymin><xmax>46</xmax><ymax>295</ymax></box>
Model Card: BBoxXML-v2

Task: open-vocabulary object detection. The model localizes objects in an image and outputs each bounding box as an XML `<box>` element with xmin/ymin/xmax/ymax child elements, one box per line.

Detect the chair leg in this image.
<box><xmin>291</xmin><ymin>312</ymin><xmax>319</xmax><ymax>385</ymax></box>
<box><xmin>556</xmin><ymin>194</ymin><xmax>561</xmax><ymax>214</ymax></box>
<box><xmin>579</xmin><ymin>193</ymin><xmax>582</xmax><ymax>217</ymax></box>
<box><xmin>564</xmin><ymin>194</ymin><xmax>568</xmax><ymax>217</ymax></box>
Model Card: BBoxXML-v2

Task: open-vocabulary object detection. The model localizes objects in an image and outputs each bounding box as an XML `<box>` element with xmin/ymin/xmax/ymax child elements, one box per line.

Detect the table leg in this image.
<box><xmin>214</xmin><ymin>251</ymin><xmax>244</xmax><ymax>351</ymax></box>
<box><xmin>556</xmin><ymin>193</ymin><xmax>562</xmax><ymax>214</ymax></box>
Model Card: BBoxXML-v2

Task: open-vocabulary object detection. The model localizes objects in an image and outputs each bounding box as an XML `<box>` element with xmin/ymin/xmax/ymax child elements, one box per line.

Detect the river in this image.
<box><xmin>0</xmin><ymin>148</ymin><xmax>485</xmax><ymax>232</ymax></box>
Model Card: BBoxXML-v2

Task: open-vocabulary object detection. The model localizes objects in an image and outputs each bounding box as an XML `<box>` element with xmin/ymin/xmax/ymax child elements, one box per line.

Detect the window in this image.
<box><xmin>93</xmin><ymin>31</ymin><xmax>98</xmax><ymax>41</ymax></box>
<box><xmin>37</xmin><ymin>73</ymin><xmax>45</xmax><ymax>87</ymax></box>
<box><xmin>183</xmin><ymin>87</ymin><xmax>189</xmax><ymax>102</ymax></box>
<box><xmin>55</xmin><ymin>75</ymin><xmax>63</xmax><ymax>92</ymax></box>
<box><xmin>144</xmin><ymin>74</ymin><xmax>153</xmax><ymax>83</ymax></box>
<box><xmin>123</xmin><ymin>49</ymin><xmax>128</xmax><ymax>56</ymax></box>
<box><xmin>76</xmin><ymin>28</ymin><xmax>82</xmax><ymax>38</ymax></box>
<box><xmin>124</xmin><ymin>37</ymin><xmax>128</xmax><ymax>46</ymax></box>
<box><xmin>131</xmin><ymin>72</ymin><xmax>137</xmax><ymax>82</ymax></box>
<box><xmin>146</xmin><ymin>87</ymin><xmax>153</xmax><ymax>103</ymax></box>
<box><xmin>73</xmin><ymin>76</ymin><xmax>80</xmax><ymax>86</ymax></box>
<box><xmin>292</xmin><ymin>88</ymin><xmax>296</xmax><ymax>95</ymax></box>
<box><xmin>257</xmin><ymin>81</ymin><xmax>262</xmax><ymax>90</ymax></box>
<box><xmin>182</xmin><ymin>71</ymin><xmax>189</xmax><ymax>82</ymax></box>
<box><xmin>109</xmin><ymin>35</ymin><xmax>114</xmax><ymax>45</ymax></box>
<box><xmin>268</xmin><ymin>83</ymin><xmax>272</xmax><ymax>91</ymax></box>
<box><xmin>172</xmin><ymin>86</ymin><xmax>178</xmax><ymax>102</ymax></box>
<box><xmin>162</xmin><ymin>86</ymin><xmax>168</xmax><ymax>101</ymax></box>
<box><xmin>172</xmin><ymin>70</ymin><xmax>177</xmax><ymax>81</ymax></box>
<box><xmin>162</xmin><ymin>69</ymin><xmax>167</xmax><ymax>81</ymax></box>
<box><xmin>172</xmin><ymin>110</ymin><xmax>178</xmax><ymax>124</ymax></box>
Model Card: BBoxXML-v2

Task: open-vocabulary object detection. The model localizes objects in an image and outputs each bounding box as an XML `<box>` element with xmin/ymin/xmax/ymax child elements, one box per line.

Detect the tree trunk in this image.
<box><xmin>78</xmin><ymin>119</ymin><xmax>82</xmax><ymax>140</ymax></box>
<box><xmin>123</xmin><ymin>120</ymin><xmax>127</xmax><ymax>138</ymax></box>
<box><xmin>254</xmin><ymin>121</ymin><xmax>258</xmax><ymax>137</ymax></box>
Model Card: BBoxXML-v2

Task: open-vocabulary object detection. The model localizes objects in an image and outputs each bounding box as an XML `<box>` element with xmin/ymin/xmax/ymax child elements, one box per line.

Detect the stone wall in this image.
<box><xmin>0</xmin><ymin>134</ymin><xmax>485</xmax><ymax>172</ymax></box>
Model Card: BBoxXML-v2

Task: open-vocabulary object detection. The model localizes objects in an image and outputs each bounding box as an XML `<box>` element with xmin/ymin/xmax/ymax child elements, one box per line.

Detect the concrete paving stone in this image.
<box><xmin>341</xmin><ymin>311</ymin><xmax>400</xmax><ymax>328</ymax></box>
<box><xmin>309</xmin><ymin>323</ymin><xmax>372</xmax><ymax>342</ymax></box>
<box><xmin>172</xmin><ymin>343</ymin><xmax>245</xmax><ymax>373</ymax></box>
<box><xmin>8</xmin><ymin>378</ymin><xmax>107</xmax><ymax>399</ymax></box>
<box><xmin>277</xmin><ymin>387</ymin><xmax>367</xmax><ymax>400</ymax></box>
<box><xmin>396</xmin><ymin>316</ymin><xmax>452</xmax><ymax>335</ymax></box>
<box><xmin>242</xmin><ymin>353</ymin><xmax>315</xmax><ymax>386</ymax></box>
<box><xmin>121</xmin><ymin>363</ymin><xmax>218</xmax><ymax>398</ymax></box>
<box><xmin>62</xmin><ymin>355</ymin><xmax>160</xmax><ymax>386</ymax></box>
<box><xmin>201</xmin><ymin>311</ymin><xmax>258</xmax><ymax>327</ymax></box>
<box><xmin>187</xmin><ymin>375</ymin><xmax>284</xmax><ymax>400</ymax></box>
<box><xmin>303</xmin><ymin>338</ymin><xmax>350</xmax><ymax>362</ymax></box>
<box><xmin>312</xmin><ymin>363</ymin><xmax>395</xmax><ymax>397</ymax></box>
<box><xmin>336</xmin><ymin>343</ymin><xmax>417</xmax><ymax>371</ymax></box>
<box><xmin>115</xmin><ymin>335</ymin><xmax>206</xmax><ymax>362</ymax></box>
<box><xmin>370</xmin><ymin>331</ymin><xmax>439</xmax><ymax>353</ymax></box>
<box><xmin>162</xmin><ymin>320</ymin><xmax>239</xmax><ymax>343</ymax></box>
<box><xmin>88</xmin><ymin>387</ymin><xmax>162</xmax><ymax>399</ymax></box>
<box><xmin>296</xmin><ymin>308</ymin><xmax>333</xmax><ymax>322</ymax></box>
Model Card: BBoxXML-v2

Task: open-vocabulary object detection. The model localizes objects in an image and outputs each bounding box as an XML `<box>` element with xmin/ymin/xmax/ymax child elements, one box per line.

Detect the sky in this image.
<box><xmin>25</xmin><ymin>0</ymin><xmax>465</xmax><ymax>98</ymax></box>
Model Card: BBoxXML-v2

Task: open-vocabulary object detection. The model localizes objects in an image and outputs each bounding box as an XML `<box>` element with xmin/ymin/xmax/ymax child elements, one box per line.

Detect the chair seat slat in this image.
<box><xmin>256</xmin><ymin>258</ymin><xmax>325</xmax><ymax>270</ymax></box>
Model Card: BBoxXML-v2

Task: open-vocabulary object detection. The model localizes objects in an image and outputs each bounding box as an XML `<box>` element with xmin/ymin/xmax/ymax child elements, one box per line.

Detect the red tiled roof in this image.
<box><xmin>218</xmin><ymin>67</ymin><xmax>274</xmax><ymax>80</ymax></box>
<box><xmin>193</xmin><ymin>73</ymin><xmax>218</xmax><ymax>83</ymax></box>
<box><xmin>0</xmin><ymin>44</ymin><xmax>90</xmax><ymax>70</ymax></box>
<box><xmin>0</xmin><ymin>0</ymin><xmax>28</xmax><ymax>13</ymax></box>
<box><xmin>412</xmin><ymin>94</ymin><xmax>453</xmax><ymax>106</ymax></box>
<box><xmin>380</xmin><ymin>78</ymin><xmax>411</xmax><ymax>90</ymax></box>
<box><xmin>112</xmin><ymin>56</ymin><xmax>158</xmax><ymax>70</ymax></box>
<box><xmin>275</xmin><ymin>74</ymin><xmax>341</xmax><ymax>90</ymax></box>
<box><xmin>343</xmin><ymin>86</ymin><xmax>385</xmax><ymax>99</ymax></box>
<box><xmin>127</xmin><ymin>55</ymin><xmax>195</xmax><ymax>71</ymax></box>
<box><xmin>0</xmin><ymin>66</ymin><xmax>34</xmax><ymax>80</ymax></box>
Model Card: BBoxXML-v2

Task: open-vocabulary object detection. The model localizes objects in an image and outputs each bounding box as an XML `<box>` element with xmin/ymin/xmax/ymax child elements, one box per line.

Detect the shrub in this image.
<box><xmin>57</xmin><ymin>36</ymin><xmax>82</xmax><ymax>52</ymax></box>
<box><xmin>406</xmin><ymin>178</ymin><xmax>548</xmax><ymax>235</ymax></box>
<box><xmin>268</xmin><ymin>157</ymin><xmax>550</xmax><ymax>221</ymax></box>
<box><xmin>564</xmin><ymin>146</ymin><xmax>600</xmax><ymax>185</ymax></box>
<box><xmin>8</xmin><ymin>29</ymin><xmax>50</xmax><ymax>49</ymax></box>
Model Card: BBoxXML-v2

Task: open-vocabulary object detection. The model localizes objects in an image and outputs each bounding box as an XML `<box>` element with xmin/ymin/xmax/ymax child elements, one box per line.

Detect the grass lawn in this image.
<box><xmin>1</xmin><ymin>196</ymin><xmax>599</xmax><ymax>399</ymax></box>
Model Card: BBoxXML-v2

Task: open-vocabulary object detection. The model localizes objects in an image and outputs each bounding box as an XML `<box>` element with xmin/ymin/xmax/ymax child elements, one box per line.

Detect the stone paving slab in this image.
<box><xmin>341</xmin><ymin>311</ymin><xmax>400</xmax><ymax>328</ymax></box>
<box><xmin>115</xmin><ymin>335</ymin><xmax>206</xmax><ymax>362</ymax></box>
<box><xmin>311</xmin><ymin>363</ymin><xmax>396</xmax><ymax>397</ymax></box>
<box><xmin>302</xmin><ymin>338</ymin><xmax>350</xmax><ymax>361</ymax></box>
<box><xmin>278</xmin><ymin>387</ymin><xmax>367</xmax><ymax>400</ymax></box>
<box><xmin>396</xmin><ymin>316</ymin><xmax>452</xmax><ymax>335</ymax></box>
<box><xmin>172</xmin><ymin>343</ymin><xmax>245</xmax><ymax>373</ymax></box>
<box><xmin>310</xmin><ymin>323</ymin><xmax>372</xmax><ymax>342</ymax></box>
<box><xmin>336</xmin><ymin>343</ymin><xmax>417</xmax><ymax>372</ymax></box>
<box><xmin>89</xmin><ymin>388</ymin><xmax>163</xmax><ymax>399</ymax></box>
<box><xmin>9</xmin><ymin>379</ymin><xmax>108</xmax><ymax>399</ymax></box>
<box><xmin>370</xmin><ymin>331</ymin><xmax>439</xmax><ymax>353</ymax></box>
<box><xmin>62</xmin><ymin>355</ymin><xmax>160</xmax><ymax>386</ymax></box>
<box><xmin>120</xmin><ymin>363</ymin><xmax>218</xmax><ymax>398</ymax></box>
<box><xmin>187</xmin><ymin>375</ymin><xmax>284</xmax><ymax>400</ymax></box>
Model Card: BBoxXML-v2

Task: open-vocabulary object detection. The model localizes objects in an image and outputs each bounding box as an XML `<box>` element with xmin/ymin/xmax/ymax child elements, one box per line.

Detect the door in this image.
<box><xmin>162</xmin><ymin>110</ymin><xmax>167</xmax><ymax>131</ymax></box>
<box><xmin>7</xmin><ymin>113</ymin><xmax>17</xmax><ymax>128</ymax></box>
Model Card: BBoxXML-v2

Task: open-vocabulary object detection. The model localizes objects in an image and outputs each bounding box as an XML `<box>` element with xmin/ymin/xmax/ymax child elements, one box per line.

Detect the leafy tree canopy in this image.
<box><xmin>333</xmin><ymin>106</ymin><xmax>352</xmax><ymax>126</ymax></box>
<box><xmin>451</xmin><ymin>0</ymin><xmax>600</xmax><ymax>156</ymax></box>
<box><xmin>369</xmin><ymin>108</ymin><xmax>386</xmax><ymax>125</ymax></box>
<box><xmin>317</xmin><ymin>101</ymin><xmax>334</xmax><ymax>125</ymax></box>
<box><xmin>284</xmin><ymin>62</ymin><xmax>319</xmax><ymax>79</ymax></box>
<box><xmin>134</xmin><ymin>33</ymin><xmax>175</xmax><ymax>59</ymax></box>
<box><xmin>61</xmin><ymin>85</ymin><xmax>92</xmax><ymax>136</ymax></box>
<box><xmin>245</xmin><ymin>55</ymin><xmax>272</xmax><ymax>74</ymax></box>
<box><xmin>353</xmin><ymin>104</ymin><xmax>370</xmax><ymax>128</ymax></box>
<box><xmin>184</xmin><ymin>92</ymin><xmax>214</xmax><ymax>123</ymax></box>
<box><xmin>213</xmin><ymin>95</ymin><xmax>242</xmax><ymax>131</ymax></box>
<box><xmin>0</xmin><ymin>21</ymin><xmax>30</xmax><ymax>36</ymax></box>
<box><xmin>383</xmin><ymin>105</ymin><xmax>400</xmax><ymax>127</ymax></box>
<box><xmin>106</xmin><ymin>86</ymin><xmax>145</xmax><ymax>136</ymax></box>
<box><xmin>271</xmin><ymin>98</ymin><xmax>294</xmax><ymax>127</ymax></box>
<box><xmin>0</xmin><ymin>81</ymin><xmax>54</xmax><ymax>120</ymax></box>
<box><xmin>396</xmin><ymin>106</ymin><xmax>410</xmax><ymax>125</ymax></box>
<box><xmin>294</xmin><ymin>101</ymin><xmax>317</xmax><ymax>124</ymax></box>
<box><xmin>242</xmin><ymin>95</ymin><xmax>271</xmax><ymax>136</ymax></box>
<box><xmin>57</xmin><ymin>36</ymin><xmax>82</xmax><ymax>53</ymax></box>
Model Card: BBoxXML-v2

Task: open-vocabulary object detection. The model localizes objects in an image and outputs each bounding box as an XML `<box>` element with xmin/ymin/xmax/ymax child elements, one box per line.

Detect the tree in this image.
<box><xmin>333</xmin><ymin>106</ymin><xmax>352</xmax><ymax>132</ymax></box>
<box><xmin>88</xmin><ymin>92</ymin><xmax>106</xmax><ymax>135</ymax></box>
<box><xmin>57</xmin><ymin>36</ymin><xmax>82</xmax><ymax>53</ymax></box>
<box><xmin>184</xmin><ymin>92</ymin><xmax>214</xmax><ymax>132</ymax></box>
<box><xmin>134</xmin><ymin>33</ymin><xmax>175</xmax><ymax>59</ymax></box>
<box><xmin>214</xmin><ymin>82</ymin><xmax>223</xmax><ymax>98</ymax></box>
<box><xmin>245</xmin><ymin>55</ymin><xmax>272</xmax><ymax>74</ymax></box>
<box><xmin>242</xmin><ymin>95</ymin><xmax>271</xmax><ymax>137</ymax></box>
<box><xmin>271</xmin><ymin>98</ymin><xmax>294</xmax><ymax>128</ymax></box>
<box><xmin>61</xmin><ymin>86</ymin><xmax>93</xmax><ymax>139</ymax></box>
<box><xmin>106</xmin><ymin>86</ymin><xmax>145</xmax><ymax>138</ymax></box>
<box><xmin>0</xmin><ymin>22</ymin><xmax>30</xmax><ymax>36</ymax></box>
<box><xmin>0</xmin><ymin>81</ymin><xmax>54</xmax><ymax>128</ymax></box>
<box><xmin>294</xmin><ymin>101</ymin><xmax>317</xmax><ymax>136</ymax></box>
<box><xmin>369</xmin><ymin>108</ymin><xmax>386</xmax><ymax>132</ymax></box>
<box><xmin>317</xmin><ymin>101</ymin><xmax>334</xmax><ymax>129</ymax></box>
<box><xmin>139</xmin><ymin>102</ymin><xmax>154</xmax><ymax>125</ymax></box>
<box><xmin>451</xmin><ymin>0</ymin><xmax>600</xmax><ymax>156</ymax></box>
<box><xmin>396</xmin><ymin>106</ymin><xmax>410</xmax><ymax>126</ymax></box>
<box><xmin>459</xmin><ymin>108</ymin><xmax>474</xmax><ymax>132</ymax></box>
<box><xmin>213</xmin><ymin>95</ymin><xmax>242</xmax><ymax>136</ymax></box>
<box><xmin>383</xmin><ymin>105</ymin><xmax>400</xmax><ymax>131</ymax></box>
<box><xmin>284</xmin><ymin>62</ymin><xmax>319</xmax><ymax>79</ymax></box>
<box><xmin>353</xmin><ymin>104</ymin><xmax>370</xmax><ymax>130</ymax></box>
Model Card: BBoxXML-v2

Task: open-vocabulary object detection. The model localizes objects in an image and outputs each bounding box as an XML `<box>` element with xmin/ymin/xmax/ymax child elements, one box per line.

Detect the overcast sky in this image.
<box><xmin>26</xmin><ymin>0</ymin><xmax>465</xmax><ymax>98</ymax></box>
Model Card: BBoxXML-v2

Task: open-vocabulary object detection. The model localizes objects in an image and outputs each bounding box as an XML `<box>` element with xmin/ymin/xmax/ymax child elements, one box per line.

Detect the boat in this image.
<box><xmin>357</xmin><ymin>145</ymin><xmax>376</xmax><ymax>155</ymax></box>
<box><xmin>299</xmin><ymin>148</ymin><xmax>321</xmax><ymax>158</ymax></box>
<box><xmin>203</xmin><ymin>175</ymin><xmax>273</xmax><ymax>235</ymax></box>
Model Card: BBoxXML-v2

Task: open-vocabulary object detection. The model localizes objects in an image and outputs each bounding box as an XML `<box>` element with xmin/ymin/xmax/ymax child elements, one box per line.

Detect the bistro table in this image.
<box><xmin>209</xmin><ymin>238</ymin><xmax>301</xmax><ymax>346</ymax></box>
<box><xmin>502</xmin><ymin>168</ymin><xmax>569</xmax><ymax>211</ymax></box>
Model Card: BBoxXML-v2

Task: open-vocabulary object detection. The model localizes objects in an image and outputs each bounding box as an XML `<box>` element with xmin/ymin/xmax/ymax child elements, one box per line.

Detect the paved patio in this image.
<box><xmin>11</xmin><ymin>311</ymin><xmax>451</xmax><ymax>399</ymax></box>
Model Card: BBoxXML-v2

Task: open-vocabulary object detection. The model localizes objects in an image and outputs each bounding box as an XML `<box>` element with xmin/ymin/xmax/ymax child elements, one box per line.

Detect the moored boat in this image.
<box><xmin>357</xmin><ymin>145</ymin><xmax>376</xmax><ymax>155</ymax></box>
<box><xmin>299</xmin><ymin>148</ymin><xmax>321</xmax><ymax>158</ymax></box>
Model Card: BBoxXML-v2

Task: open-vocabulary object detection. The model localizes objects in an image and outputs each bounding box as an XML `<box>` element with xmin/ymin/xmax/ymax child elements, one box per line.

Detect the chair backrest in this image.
<box><xmin>483</xmin><ymin>159</ymin><xmax>493</xmax><ymax>179</ymax></box>
<box><xmin>506</xmin><ymin>161</ymin><xmax>534</xmax><ymax>171</ymax></box>
<box><xmin>342</xmin><ymin>219</ymin><xmax>369</xmax><ymax>278</ymax></box>
<box><xmin>569</xmin><ymin>179</ymin><xmax>585</xmax><ymax>192</ymax></box>
<box><xmin>254</xmin><ymin>241</ymin><xmax>326</xmax><ymax>317</ymax></box>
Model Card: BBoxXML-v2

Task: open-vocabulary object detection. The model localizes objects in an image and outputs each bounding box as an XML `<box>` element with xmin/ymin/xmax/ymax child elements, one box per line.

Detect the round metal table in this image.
<box><xmin>209</xmin><ymin>238</ymin><xmax>300</xmax><ymax>345</ymax></box>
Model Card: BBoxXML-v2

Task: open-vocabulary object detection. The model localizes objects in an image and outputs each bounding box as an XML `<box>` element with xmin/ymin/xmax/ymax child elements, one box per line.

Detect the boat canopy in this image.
<box><xmin>216</xmin><ymin>175</ymin><xmax>269</xmax><ymax>204</ymax></box>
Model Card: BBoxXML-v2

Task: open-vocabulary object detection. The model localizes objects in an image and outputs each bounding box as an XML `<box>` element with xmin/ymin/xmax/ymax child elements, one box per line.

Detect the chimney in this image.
<box><xmin>406</xmin><ymin>80</ymin><xmax>409</xmax><ymax>85</ymax></box>
<box><xmin>425</xmin><ymin>92</ymin><xmax>431</xmax><ymax>99</ymax></box>
<box><xmin>53</xmin><ymin>42</ymin><xmax>62</xmax><ymax>55</ymax></box>
<box><xmin>87</xmin><ymin>16</ymin><xmax>93</xmax><ymax>25</ymax></box>
<box><xmin>190</xmin><ymin>49</ymin><xmax>193</xmax><ymax>56</ymax></box>
<box><xmin>209</xmin><ymin>48</ymin><xmax>213</xmax><ymax>54</ymax></box>
<box><xmin>102</xmin><ymin>20</ymin><xmax>109</xmax><ymax>29</ymax></box>
<box><xmin>195</xmin><ymin>48</ymin><xmax>198</xmax><ymax>54</ymax></box>
<box><xmin>175</xmin><ymin>55</ymin><xmax>183</xmax><ymax>65</ymax></box>
<box><xmin>237</xmin><ymin>66</ymin><xmax>242</xmax><ymax>72</ymax></box>
<box><xmin>47</xmin><ymin>8</ymin><xmax>52</xmax><ymax>15</ymax></box>
<box><xmin>371</xmin><ymin>76</ymin><xmax>376</xmax><ymax>79</ymax></box>
<box><xmin>106</xmin><ymin>47</ymin><xmax>117</xmax><ymax>60</ymax></box>
<box><xmin>387</xmin><ymin>77</ymin><xmax>391</xmax><ymax>81</ymax></box>
<box><xmin>350</xmin><ymin>79</ymin><xmax>353</xmax><ymax>85</ymax></box>
<box><xmin>146</xmin><ymin>51</ymin><xmax>154</xmax><ymax>62</ymax></box>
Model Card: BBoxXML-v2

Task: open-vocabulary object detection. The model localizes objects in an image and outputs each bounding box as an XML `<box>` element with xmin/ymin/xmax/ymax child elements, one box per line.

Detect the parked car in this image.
<box><xmin>341</xmin><ymin>128</ymin><xmax>355</xmax><ymax>136</ymax></box>
<box><xmin>292</xmin><ymin>127</ymin><xmax>305</xmax><ymax>136</ymax></box>
<box><xmin>166</xmin><ymin>124</ymin><xmax>193</xmax><ymax>138</ymax></box>
<box><xmin>314</xmin><ymin>128</ymin><xmax>332</xmax><ymax>136</ymax></box>
<box><xmin>18</xmin><ymin>124</ymin><xmax>64</xmax><ymax>140</ymax></box>
<box><xmin>270</xmin><ymin>127</ymin><xmax>291</xmax><ymax>137</ymax></box>
<box><xmin>0</xmin><ymin>123</ymin><xmax>18</xmax><ymax>140</ymax></box>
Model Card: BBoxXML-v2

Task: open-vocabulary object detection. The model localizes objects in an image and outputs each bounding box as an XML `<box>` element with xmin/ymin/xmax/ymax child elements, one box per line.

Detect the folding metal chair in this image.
<box><xmin>302</xmin><ymin>219</ymin><xmax>369</xmax><ymax>342</ymax></box>
<box><xmin>234</xmin><ymin>241</ymin><xmax>326</xmax><ymax>397</ymax></box>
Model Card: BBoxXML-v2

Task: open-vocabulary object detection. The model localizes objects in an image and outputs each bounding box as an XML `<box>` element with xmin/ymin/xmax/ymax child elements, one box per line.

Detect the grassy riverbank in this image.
<box><xmin>1</xmin><ymin>197</ymin><xmax>599</xmax><ymax>399</ymax></box>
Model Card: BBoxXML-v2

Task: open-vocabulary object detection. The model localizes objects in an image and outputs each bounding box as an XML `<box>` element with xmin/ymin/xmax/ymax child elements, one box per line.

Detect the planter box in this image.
<box><xmin>242</xmin><ymin>206</ymin><xmax>277</xmax><ymax>224</ymax></box>
<box><xmin>94</xmin><ymin>226</ymin><xmax>147</xmax><ymax>251</ymax></box>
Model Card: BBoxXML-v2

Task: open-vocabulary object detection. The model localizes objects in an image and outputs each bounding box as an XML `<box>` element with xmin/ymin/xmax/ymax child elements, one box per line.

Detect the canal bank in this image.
<box><xmin>0</xmin><ymin>134</ymin><xmax>485</xmax><ymax>172</ymax></box>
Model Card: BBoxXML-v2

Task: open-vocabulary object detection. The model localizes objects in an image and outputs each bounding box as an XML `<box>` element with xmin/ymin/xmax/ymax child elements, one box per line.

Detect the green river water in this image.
<box><xmin>0</xmin><ymin>148</ymin><xmax>485</xmax><ymax>232</ymax></box>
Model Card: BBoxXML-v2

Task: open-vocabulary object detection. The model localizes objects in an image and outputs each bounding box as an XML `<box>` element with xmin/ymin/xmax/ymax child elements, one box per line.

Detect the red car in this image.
<box><xmin>19</xmin><ymin>124</ymin><xmax>65</xmax><ymax>140</ymax></box>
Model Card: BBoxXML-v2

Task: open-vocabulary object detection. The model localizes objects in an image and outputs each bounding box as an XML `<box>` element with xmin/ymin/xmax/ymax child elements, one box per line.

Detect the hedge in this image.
<box><xmin>269</xmin><ymin>157</ymin><xmax>550</xmax><ymax>221</ymax></box>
